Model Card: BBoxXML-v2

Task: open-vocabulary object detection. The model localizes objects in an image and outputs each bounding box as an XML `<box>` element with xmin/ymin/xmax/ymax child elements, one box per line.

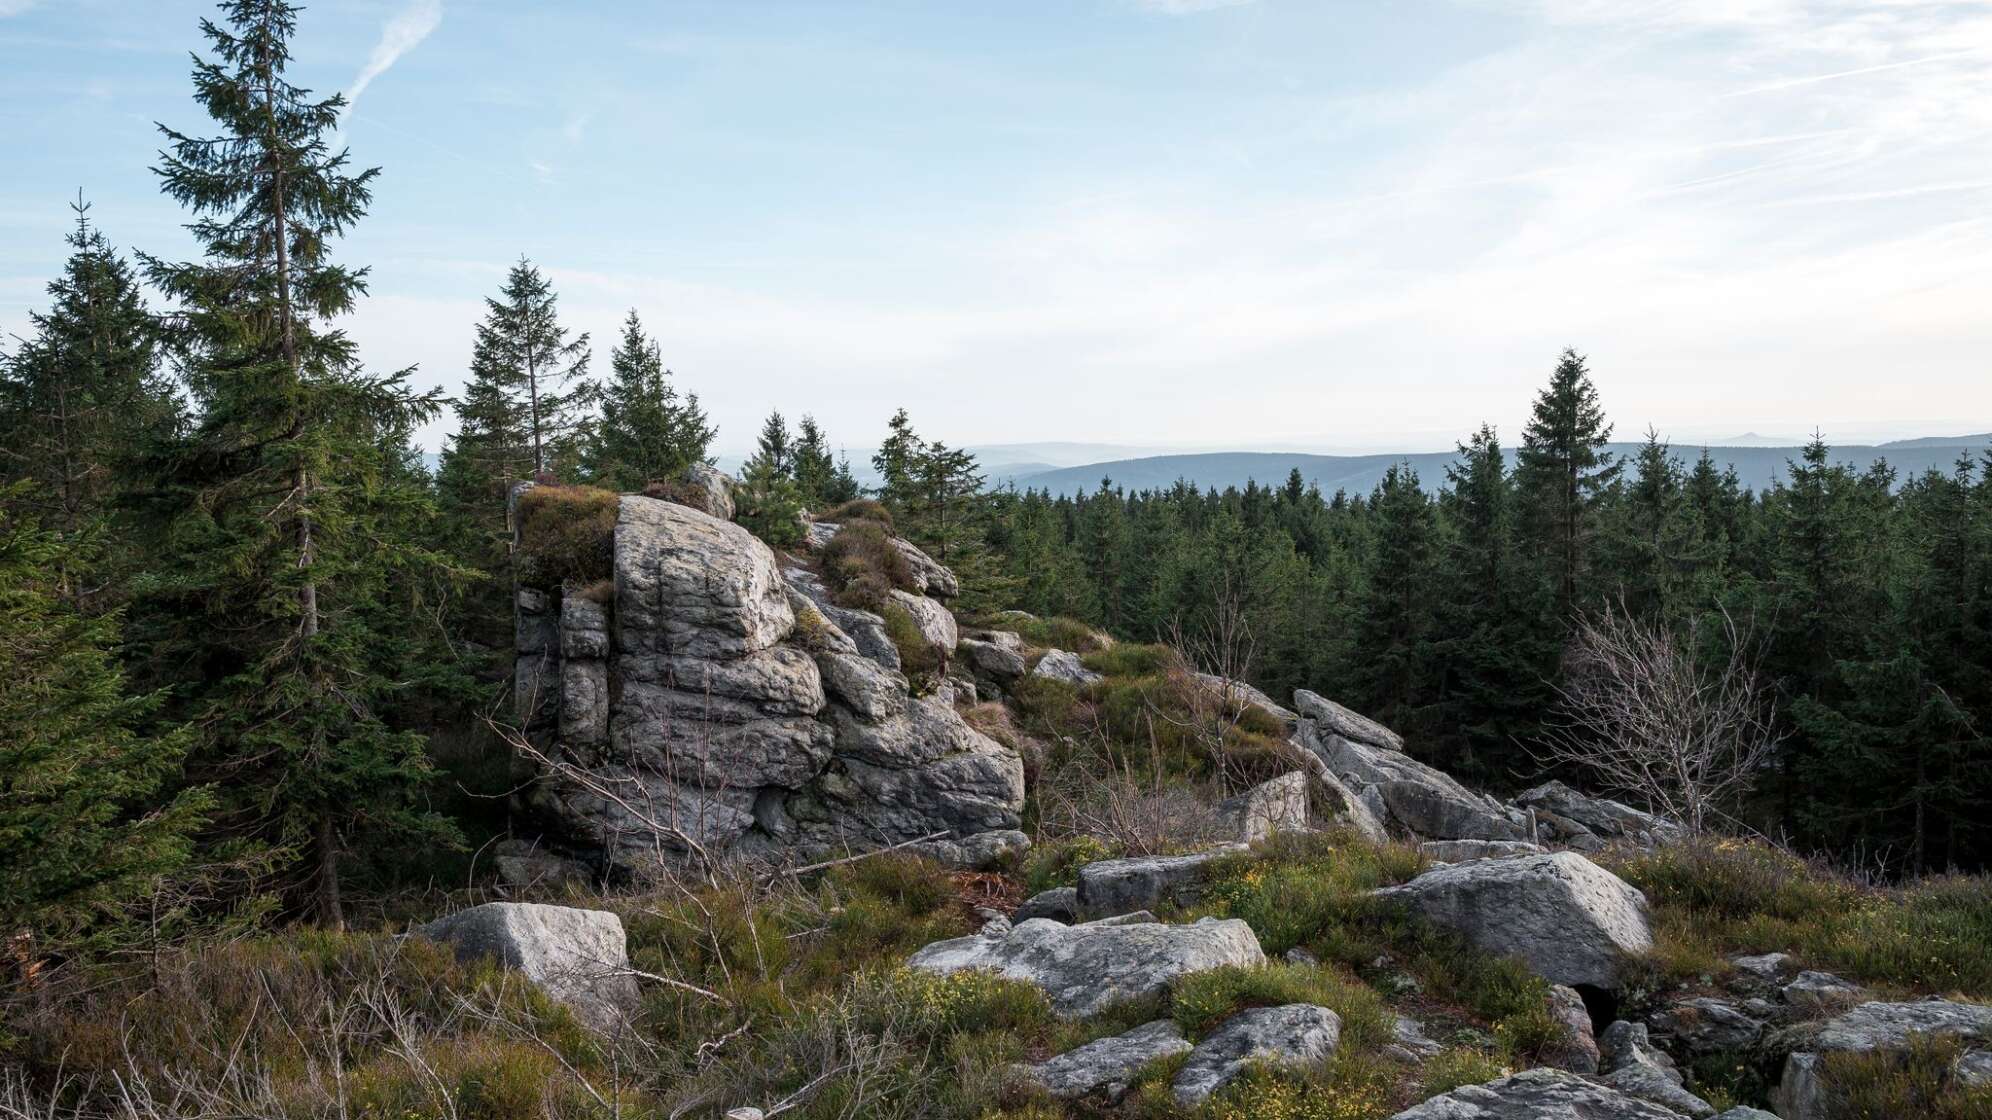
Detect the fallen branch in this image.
<box><xmin>766</xmin><ymin>831</ymin><xmax>950</xmax><ymax>881</ymax></box>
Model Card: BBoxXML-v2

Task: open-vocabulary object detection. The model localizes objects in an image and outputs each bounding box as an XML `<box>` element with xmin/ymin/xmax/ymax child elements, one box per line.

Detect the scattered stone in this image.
<box><xmin>1293</xmin><ymin>689</ymin><xmax>1403</xmax><ymax>751</ymax></box>
<box><xmin>1650</xmin><ymin>997</ymin><xmax>1765</xmax><ymax>1057</ymax></box>
<box><xmin>1374</xmin><ymin>852</ymin><xmax>1654</xmax><ymax>989</ymax></box>
<box><xmin>1172</xmin><ymin>1004</ymin><xmax>1341</xmax><ymax>1106</ymax></box>
<box><xmin>958</xmin><ymin>630</ymin><xmax>1028</xmax><ymax>684</ymax></box>
<box><xmin>1014</xmin><ymin>887</ymin><xmax>1080</xmax><ymax>924</ymax></box>
<box><xmin>1285</xmin><ymin>946</ymin><xmax>1320</xmax><ymax>967</ymax></box>
<box><xmin>1774</xmin><ymin>999</ymin><xmax>1992</xmax><ymax>1120</ymax></box>
<box><xmin>1419</xmin><ymin>839</ymin><xmax>1547</xmax><ymax>863</ymax></box>
<box><xmin>1216</xmin><ymin>772</ymin><xmax>1309</xmax><ymax>843</ymax></box>
<box><xmin>1387</xmin><ymin>1015</ymin><xmax>1446</xmax><ymax>1062</ymax></box>
<box><xmin>906</xmin><ymin>915</ymin><xmax>1265</xmax><ymax>1018</ymax></box>
<box><xmin>414</xmin><ymin>903</ymin><xmax>638</xmax><ymax>1032</ymax></box>
<box><xmin>1728</xmin><ymin>952</ymin><xmax>1791</xmax><ymax>981</ymax></box>
<box><xmin>1032</xmin><ymin>649</ymin><xmax>1103</xmax><ymax>686</ymax></box>
<box><xmin>1076</xmin><ymin>846</ymin><xmax>1246</xmax><ymax>917</ymax></box>
<box><xmin>1015</xmin><ymin>1019</ymin><xmax>1191</xmax><ymax>1102</ymax></box>
<box><xmin>1545</xmin><ymin>984</ymin><xmax>1601</xmax><ymax>1073</ymax></box>
<box><xmin>1512</xmin><ymin>781</ymin><xmax>1681</xmax><ymax>851</ymax></box>
<box><xmin>1781</xmin><ymin>970</ymin><xmax>1863</xmax><ymax>1015</ymax></box>
<box><xmin>1389</xmin><ymin>1067</ymin><xmax>1686</xmax><ymax>1118</ymax></box>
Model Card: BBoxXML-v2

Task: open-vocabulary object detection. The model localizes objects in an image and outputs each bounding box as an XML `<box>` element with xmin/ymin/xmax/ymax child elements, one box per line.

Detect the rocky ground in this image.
<box><xmin>7</xmin><ymin>473</ymin><xmax>1989</xmax><ymax>1119</ymax></box>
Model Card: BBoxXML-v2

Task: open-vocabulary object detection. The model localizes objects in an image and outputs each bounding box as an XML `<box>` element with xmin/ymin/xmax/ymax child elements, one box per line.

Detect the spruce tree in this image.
<box><xmin>584</xmin><ymin>310</ymin><xmax>714</xmax><ymax>490</ymax></box>
<box><xmin>0</xmin><ymin>490</ymin><xmax>209</xmax><ymax>951</ymax></box>
<box><xmin>463</xmin><ymin>259</ymin><xmax>593</xmax><ymax>482</ymax></box>
<box><xmin>1354</xmin><ymin>463</ymin><xmax>1437</xmax><ymax>739</ymax></box>
<box><xmin>873</xmin><ymin>407</ymin><xmax>924</xmax><ymax>515</ymax></box>
<box><xmin>0</xmin><ymin>199</ymin><xmax>181</xmax><ymax>602</ymax></box>
<box><xmin>792</xmin><ymin>414</ymin><xmax>837</xmax><ymax>507</ymax></box>
<box><xmin>133</xmin><ymin>0</ymin><xmax>455</xmax><ymax>925</ymax></box>
<box><xmin>1515</xmin><ymin>348</ymin><xmax>1619</xmax><ymax>619</ymax></box>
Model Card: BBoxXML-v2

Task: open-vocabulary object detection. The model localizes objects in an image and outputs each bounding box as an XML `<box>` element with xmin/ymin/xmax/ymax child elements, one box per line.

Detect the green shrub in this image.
<box><xmin>1416</xmin><ymin>1048</ymin><xmax>1510</xmax><ymax>1099</ymax></box>
<box><xmin>822</xmin><ymin>520</ymin><xmax>917</xmax><ymax>611</ymax></box>
<box><xmin>882</xmin><ymin>601</ymin><xmax>944</xmax><ymax>682</ymax></box>
<box><xmin>1820</xmin><ymin>1032</ymin><xmax>1992</xmax><ymax>1119</ymax></box>
<box><xmin>1022</xmin><ymin>834</ymin><xmax>1116</xmax><ymax>893</ymax></box>
<box><xmin>820</xmin><ymin>498</ymin><xmax>894</xmax><ymax>528</ymax></box>
<box><xmin>515</xmin><ymin>484</ymin><xmax>618</xmax><ymax>590</ymax></box>
<box><xmin>1171</xmin><ymin>963</ymin><xmax>1391</xmax><ymax>1050</ymax></box>
<box><xmin>1084</xmin><ymin>641</ymin><xmax>1179</xmax><ymax>678</ymax></box>
<box><xmin>1012</xmin><ymin>615</ymin><xmax>1111</xmax><ymax>653</ymax></box>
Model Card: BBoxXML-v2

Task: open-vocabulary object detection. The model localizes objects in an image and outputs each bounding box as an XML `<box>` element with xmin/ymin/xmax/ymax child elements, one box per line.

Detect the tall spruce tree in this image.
<box><xmin>1515</xmin><ymin>348</ymin><xmax>1619</xmax><ymax>619</ymax></box>
<box><xmin>792</xmin><ymin>414</ymin><xmax>838</xmax><ymax>507</ymax></box>
<box><xmin>0</xmin><ymin>490</ymin><xmax>209</xmax><ymax>951</ymax></box>
<box><xmin>584</xmin><ymin>310</ymin><xmax>714</xmax><ymax>490</ymax></box>
<box><xmin>1354</xmin><ymin>463</ymin><xmax>1437</xmax><ymax>739</ymax></box>
<box><xmin>133</xmin><ymin>0</ymin><xmax>454</xmax><ymax>925</ymax></box>
<box><xmin>462</xmin><ymin>259</ymin><xmax>593</xmax><ymax>482</ymax></box>
<box><xmin>0</xmin><ymin>199</ymin><xmax>181</xmax><ymax>602</ymax></box>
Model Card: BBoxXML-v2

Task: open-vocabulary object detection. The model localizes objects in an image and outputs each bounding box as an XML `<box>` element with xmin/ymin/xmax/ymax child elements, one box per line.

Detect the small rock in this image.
<box><xmin>1172</xmin><ymin>1004</ymin><xmax>1340</xmax><ymax>1106</ymax></box>
<box><xmin>1032</xmin><ymin>649</ymin><xmax>1103</xmax><ymax>686</ymax></box>
<box><xmin>1598</xmin><ymin>1020</ymin><xmax>1678</xmax><ymax>1080</ymax></box>
<box><xmin>724</xmin><ymin>1110</ymin><xmax>763</xmax><ymax>1120</ymax></box>
<box><xmin>1016</xmin><ymin>1019</ymin><xmax>1191</xmax><ymax>1102</ymax></box>
<box><xmin>1710</xmin><ymin>1109</ymin><xmax>1781</xmax><ymax>1120</ymax></box>
<box><xmin>1650</xmin><ymin>997</ymin><xmax>1764</xmax><ymax>1056</ymax></box>
<box><xmin>1015</xmin><ymin>886</ymin><xmax>1080</xmax><ymax>924</ymax></box>
<box><xmin>1544</xmin><ymin>984</ymin><xmax>1600</xmax><ymax>1074</ymax></box>
<box><xmin>415</xmin><ymin>902</ymin><xmax>638</xmax><ymax>1032</ymax></box>
<box><xmin>1284</xmin><ymin>946</ymin><xmax>1321</xmax><ymax>967</ymax></box>
<box><xmin>1775</xmin><ymin>998</ymin><xmax>1992</xmax><ymax>1120</ymax></box>
<box><xmin>1076</xmin><ymin>846</ymin><xmax>1246</xmax><ymax>918</ymax></box>
<box><xmin>1954</xmin><ymin>1048</ymin><xmax>1992</xmax><ymax>1088</ymax></box>
<box><xmin>1389</xmin><ymin>1015</ymin><xmax>1445</xmax><ymax>1060</ymax></box>
<box><xmin>1599</xmin><ymin>1063</ymin><xmax>1716</xmax><ymax>1117</ymax></box>
<box><xmin>1389</xmin><ymin>1067</ymin><xmax>1688</xmax><ymax>1118</ymax></box>
<box><xmin>1782</xmin><ymin>970</ymin><xmax>1863</xmax><ymax>1015</ymax></box>
<box><xmin>1729</xmin><ymin>951</ymin><xmax>1792</xmax><ymax>981</ymax></box>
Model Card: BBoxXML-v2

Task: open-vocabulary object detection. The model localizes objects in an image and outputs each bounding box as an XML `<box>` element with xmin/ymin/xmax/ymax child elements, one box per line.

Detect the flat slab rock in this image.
<box><xmin>1293</xmin><ymin>688</ymin><xmax>1403</xmax><ymax>751</ymax></box>
<box><xmin>906</xmin><ymin>915</ymin><xmax>1265</xmax><ymax>1019</ymax></box>
<box><xmin>1374</xmin><ymin>851</ymin><xmax>1654</xmax><ymax>990</ymax></box>
<box><xmin>1075</xmin><ymin>846</ymin><xmax>1245</xmax><ymax>918</ymax></box>
<box><xmin>1173</xmin><ymin>1003</ymin><xmax>1341</xmax><ymax>1106</ymax></box>
<box><xmin>415</xmin><ymin>903</ymin><xmax>637</xmax><ymax>1032</ymax></box>
<box><xmin>1015</xmin><ymin>1019</ymin><xmax>1191</xmax><ymax>1101</ymax></box>
<box><xmin>1389</xmin><ymin>1067</ymin><xmax>1688</xmax><ymax>1118</ymax></box>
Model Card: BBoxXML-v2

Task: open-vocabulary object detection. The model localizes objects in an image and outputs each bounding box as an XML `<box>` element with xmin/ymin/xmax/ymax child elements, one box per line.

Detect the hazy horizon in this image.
<box><xmin>7</xmin><ymin>0</ymin><xmax>1992</xmax><ymax>454</ymax></box>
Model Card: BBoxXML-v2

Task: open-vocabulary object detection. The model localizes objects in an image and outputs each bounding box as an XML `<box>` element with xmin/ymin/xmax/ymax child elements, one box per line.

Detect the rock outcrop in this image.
<box><xmin>1014</xmin><ymin>1019</ymin><xmax>1191</xmax><ymax>1102</ymax></box>
<box><xmin>1215</xmin><ymin>772</ymin><xmax>1309</xmax><ymax>844</ymax></box>
<box><xmin>1389</xmin><ymin>1067</ymin><xmax>1687</xmax><ymax>1118</ymax></box>
<box><xmin>1295</xmin><ymin>694</ymin><xmax>1530</xmax><ymax>842</ymax></box>
<box><xmin>1512</xmin><ymin>781</ymin><xmax>1682</xmax><ymax>851</ymax></box>
<box><xmin>1075</xmin><ymin>847</ymin><xmax>1245</xmax><ymax>918</ymax></box>
<box><xmin>1171</xmin><ymin>1004</ymin><xmax>1341</xmax><ymax>1106</ymax></box>
<box><xmin>414</xmin><ymin>902</ymin><xmax>637</xmax><ymax>1031</ymax></box>
<box><xmin>906</xmin><ymin>915</ymin><xmax>1265</xmax><ymax>1018</ymax></box>
<box><xmin>1374</xmin><ymin>852</ymin><xmax>1654</xmax><ymax>990</ymax></box>
<box><xmin>1773</xmin><ymin>998</ymin><xmax>1992</xmax><ymax>1120</ymax></box>
<box><xmin>514</xmin><ymin>493</ymin><xmax>1023</xmax><ymax>869</ymax></box>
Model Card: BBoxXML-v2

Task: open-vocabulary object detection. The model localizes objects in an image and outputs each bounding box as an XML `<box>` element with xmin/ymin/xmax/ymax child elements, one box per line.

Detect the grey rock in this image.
<box><xmin>915</xmin><ymin>828</ymin><xmax>1031</xmax><ymax>869</ymax></box>
<box><xmin>1076</xmin><ymin>846</ymin><xmax>1246</xmax><ymax>917</ymax></box>
<box><xmin>1598</xmin><ymin>1064</ymin><xmax>1715</xmax><ymax>1117</ymax></box>
<box><xmin>1015</xmin><ymin>887</ymin><xmax>1080</xmax><ymax>924</ymax></box>
<box><xmin>1375</xmin><ymin>852</ymin><xmax>1654</xmax><ymax>989</ymax></box>
<box><xmin>1216</xmin><ymin>772</ymin><xmax>1309</xmax><ymax>843</ymax></box>
<box><xmin>1955</xmin><ymin>1048</ymin><xmax>1992</xmax><ymax>1088</ymax></box>
<box><xmin>784</xmin><ymin>565</ymin><xmax>901</xmax><ymax>671</ymax></box>
<box><xmin>959</xmin><ymin>630</ymin><xmax>1028</xmax><ymax>684</ymax></box>
<box><xmin>1285</xmin><ymin>733</ymin><xmax>1391</xmax><ymax>843</ymax></box>
<box><xmin>1017</xmin><ymin>1019</ymin><xmax>1191</xmax><ymax>1102</ymax></box>
<box><xmin>1512</xmin><ymin>781</ymin><xmax>1682</xmax><ymax>849</ymax></box>
<box><xmin>1172</xmin><ymin>1004</ymin><xmax>1340</xmax><ymax>1106</ymax></box>
<box><xmin>1420</xmin><ymin>839</ymin><xmax>1548</xmax><ymax>863</ymax></box>
<box><xmin>906</xmin><ymin>915</ymin><xmax>1265</xmax><ymax>1019</ymax></box>
<box><xmin>1293</xmin><ymin>689</ymin><xmax>1403</xmax><ymax>751</ymax></box>
<box><xmin>615</xmin><ymin>496</ymin><xmax>793</xmax><ymax>660</ymax></box>
<box><xmin>1391</xmin><ymin>1015</ymin><xmax>1446</xmax><ymax>1060</ymax></box>
<box><xmin>1775</xmin><ymin>998</ymin><xmax>1992</xmax><ymax>1120</ymax></box>
<box><xmin>1782</xmin><ymin>970</ymin><xmax>1863</xmax><ymax>1015</ymax></box>
<box><xmin>1285</xmin><ymin>946</ymin><xmax>1321</xmax><ymax>967</ymax></box>
<box><xmin>517</xmin><ymin>587</ymin><xmax>557</xmax><ymax>654</ymax></box>
<box><xmin>415</xmin><ymin>903</ymin><xmax>637</xmax><ymax>1032</ymax></box>
<box><xmin>1729</xmin><ymin>951</ymin><xmax>1792</xmax><ymax>981</ymax></box>
<box><xmin>1598</xmin><ymin>1020</ymin><xmax>1678</xmax><ymax>1079</ymax></box>
<box><xmin>560</xmin><ymin>595</ymin><xmax>611</xmax><ymax>659</ymax></box>
<box><xmin>681</xmin><ymin>463</ymin><xmax>736</xmax><ymax>521</ymax></box>
<box><xmin>491</xmin><ymin>839</ymin><xmax>590</xmax><ymax>890</ymax></box>
<box><xmin>1651</xmin><ymin>997</ymin><xmax>1764</xmax><ymax>1056</ymax></box>
<box><xmin>1302</xmin><ymin>723</ymin><xmax>1528</xmax><ymax>842</ymax></box>
<box><xmin>1032</xmin><ymin>649</ymin><xmax>1103</xmax><ymax>686</ymax></box>
<box><xmin>559</xmin><ymin>658</ymin><xmax>610</xmax><ymax>747</ymax></box>
<box><xmin>888</xmin><ymin>588</ymin><xmax>959</xmax><ymax>654</ymax></box>
<box><xmin>1389</xmin><ymin>1067</ymin><xmax>1686</xmax><ymax>1118</ymax></box>
<box><xmin>815</xmin><ymin>650</ymin><xmax>909</xmax><ymax>723</ymax></box>
<box><xmin>1710</xmin><ymin>1110</ymin><xmax>1781</xmax><ymax>1120</ymax></box>
<box><xmin>1196</xmin><ymin>674</ymin><xmax>1298</xmax><ymax>727</ymax></box>
<box><xmin>1545</xmin><ymin>984</ymin><xmax>1601</xmax><ymax>1073</ymax></box>
<box><xmin>893</xmin><ymin>536</ymin><xmax>959</xmax><ymax>598</ymax></box>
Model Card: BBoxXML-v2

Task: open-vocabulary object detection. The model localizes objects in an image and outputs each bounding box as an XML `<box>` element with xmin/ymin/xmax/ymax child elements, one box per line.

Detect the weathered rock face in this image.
<box><xmin>1512</xmin><ymin>781</ymin><xmax>1681</xmax><ymax>851</ymax></box>
<box><xmin>1216</xmin><ymin>772</ymin><xmax>1309</xmax><ymax>844</ymax></box>
<box><xmin>1075</xmin><ymin>846</ymin><xmax>1246</xmax><ymax>918</ymax></box>
<box><xmin>1015</xmin><ymin>1019</ymin><xmax>1191</xmax><ymax>1102</ymax></box>
<box><xmin>1032</xmin><ymin>649</ymin><xmax>1103</xmax><ymax>686</ymax></box>
<box><xmin>1374</xmin><ymin>852</ymin><xmax>1655</xmax><ymax>990</ymax></box>
<box><xmin>906</xmin><ymin>915</ymin><xmax>1266</xmax><ymax>1019</ymax></box>
<box><xmin>515</xmin><ymin>495</ymin><xmax>1023</xmax><ymax>869</ymax></box>
<box><xmin>1295</xmin><ymin>695</ymin><xmax>1529</xmax><ymax>842</ymax></box>
<box><xmin>1172</xmin><ymin>1004</ymin><xmax>1340</xmax><ymax>1106</ymax></box>
<box><xmin>1389</xmin><ymin>1067</ymin><xmax>1686</xmax><ymax>1119</ymax></box>
<box><xmin>1198</xmin><ymin>674</ymin><xmax>1299</xmax><ymax>727</ymax></box>
<box><xmin>1773</xmin><ymin>999</ymin><xmax>1992</xmax><ymax>1120</ymax></box>
<box><xmin>415</xmin><ymin>903</ymin><xmax>637</xmax><ymax>1031</ymax></box>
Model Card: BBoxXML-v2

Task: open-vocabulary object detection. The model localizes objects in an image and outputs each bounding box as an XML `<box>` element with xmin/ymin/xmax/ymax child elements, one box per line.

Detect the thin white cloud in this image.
<box><xmin>1725</xmin><ymin>50</ymin><xmax>1985</xmax><ymax>97</ymax></box>
<box><xmin>1132</xmin><ymin>0</ymin><xmax>1254</xmax><ymax>13</ymax></box>
<box><xmin>0</xmin><ymin>0</ymin><xmax>39</xmax><ymax>17</ymax></box>
<box><xmin>343</xmin><ymin>0</ymin><xmax>443</xmax><ymax>118</ymax></box>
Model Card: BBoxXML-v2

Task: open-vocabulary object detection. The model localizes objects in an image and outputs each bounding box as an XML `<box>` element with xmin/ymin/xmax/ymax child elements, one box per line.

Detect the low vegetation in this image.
<box><xmin>515</xmin><ymin>483</ymin><xmax>620</xmax><ymax>591</ymax></box>
<box><xmin>822</xmin><ymin>519</ymin><xmax>919</xmax><ymax>611</ymax></box>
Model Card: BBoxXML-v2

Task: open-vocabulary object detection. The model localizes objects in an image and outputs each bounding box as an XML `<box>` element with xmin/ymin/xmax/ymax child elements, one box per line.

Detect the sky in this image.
<box><xmin>4</xmin><ymin>0</ymin><xmax>1992</xmax><ymax>458</ymax></box>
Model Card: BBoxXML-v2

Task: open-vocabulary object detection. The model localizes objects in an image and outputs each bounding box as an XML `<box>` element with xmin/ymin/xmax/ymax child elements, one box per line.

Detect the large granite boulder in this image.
<box><xmin>1374</xmin><ymin>852</ymin><xmax>1654</xmax><ymax>989</ymax></box>
<box><xmin>1390</xmin><ymin>1067</ymin><xmax>1686</xmax><ymax>1118</ymax></box>
<box><xmin>415</xmin><ymin>903</ymin><xmax>637</xmax><ymax>1031</ymax></box>
<box><xmin>1294</xmin><ymin>689</ymin><xmax>1403</xmax><ymax>751</ymax></box>
<box><xmin>515</xmin><ymin>495</ymin><xmax>1022</xmax><ymax>869</ymax></box>
<box><xmin>906</xmin><ymin>915</ymin><xmax>1265</xmax><ymax>1018</ymax></box>
<box><xmin>1172</xmin><ymin>1004</ymin><xmax>1341</xmax><ymax>1106</ymax></box>
<box><xmin>1216</xmin><ymin>772</ymin><xmax>1309</xmax><ymax>843</ymax></box>
<box><xmin>1014</xmin><ymin>1019</ymin><xmax>1191</xmax><ymax>1102</ymax></box>
<box><xmin>1774</xmin><ymin>999</ymin><xmax>1992</xmax><ymax>1120</ymax></box>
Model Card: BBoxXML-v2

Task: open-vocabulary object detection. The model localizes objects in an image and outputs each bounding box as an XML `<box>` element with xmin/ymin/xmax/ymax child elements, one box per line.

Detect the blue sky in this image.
<box><xmin>5</xmin><ymin>0</ymin><xmax>1992</xmax><ymax>456</ymax></box>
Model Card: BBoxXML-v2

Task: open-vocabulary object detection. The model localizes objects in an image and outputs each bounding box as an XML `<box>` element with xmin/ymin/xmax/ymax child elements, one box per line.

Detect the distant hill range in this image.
<box><xmin>998</xmin><ymin>435</ymin><xmax>1992</xmax><ymax>497</ymax></box>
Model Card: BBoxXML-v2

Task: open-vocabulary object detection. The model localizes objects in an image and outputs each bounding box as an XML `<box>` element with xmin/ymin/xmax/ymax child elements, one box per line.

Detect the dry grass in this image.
<box><xmin>515</xmin><ymin>484</ymin><xmax>619</xmax><ymax>592</ymax></box>
<box><xmin>822</xmin><ymin>521</ymin><xmax>918</xmax><ymax>612</ymax></box>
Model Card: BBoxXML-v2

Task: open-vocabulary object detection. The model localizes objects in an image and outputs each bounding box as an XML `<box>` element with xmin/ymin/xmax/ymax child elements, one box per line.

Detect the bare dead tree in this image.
<box><xmin>1163</xmin><ymin>569</ymin><xmax>1262</xmax><ymax>794</ymax></box>
<box><xmin>1534</xmin><ymin>601</ymin><xmax>1784</xmax><ymax>836</ymax></box>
